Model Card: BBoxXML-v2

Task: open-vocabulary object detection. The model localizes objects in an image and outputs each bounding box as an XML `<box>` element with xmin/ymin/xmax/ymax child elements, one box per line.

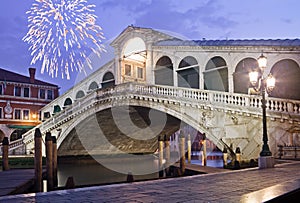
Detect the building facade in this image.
<box><xmin>0</xmin><ymin>67</ymin><xmax>59</xmax><ymax>147</ymax></box>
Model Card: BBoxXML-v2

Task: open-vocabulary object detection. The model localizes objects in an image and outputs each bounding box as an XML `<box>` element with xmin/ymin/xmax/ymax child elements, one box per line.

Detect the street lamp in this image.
<box><xmin>249</xmin><ymin>53</ymin><xmax>275</xmax><ymax>158</ymax></box>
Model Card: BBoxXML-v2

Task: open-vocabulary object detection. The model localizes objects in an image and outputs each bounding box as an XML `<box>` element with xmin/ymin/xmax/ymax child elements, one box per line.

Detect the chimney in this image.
<box><xmin>29</xmin><ymin>68</ymin><xmax>36</xmax><ymax>84</ymax></box>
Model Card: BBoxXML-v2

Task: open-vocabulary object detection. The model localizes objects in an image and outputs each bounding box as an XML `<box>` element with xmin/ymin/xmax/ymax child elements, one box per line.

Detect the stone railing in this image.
<box><xmin>130</xmin><ymin>83</ymin><xmax>300</xmax><ymax>117</ymax></box>
<box><xmin>0</xmin><ymin>138</ymin><xmax>25</xmax><ymax>155</ymax></box>
<box><xmin>20</xmin><ymin>82</ymin><xmax>300</xmax><ymax>149</ymax></box>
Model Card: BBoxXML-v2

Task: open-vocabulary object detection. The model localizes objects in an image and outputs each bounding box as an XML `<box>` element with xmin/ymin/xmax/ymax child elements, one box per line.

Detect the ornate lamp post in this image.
<box><xmin>249</xmin><ymin>53</ymin><xmax>275</xmax><ymax>167</ymax></box>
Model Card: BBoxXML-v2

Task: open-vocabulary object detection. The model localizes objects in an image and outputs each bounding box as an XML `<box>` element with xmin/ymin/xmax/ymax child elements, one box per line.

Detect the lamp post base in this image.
<box><xmin>258</xmin><ymin>156</ymin><xmax>275</xmax><ymax>169</ymax></box>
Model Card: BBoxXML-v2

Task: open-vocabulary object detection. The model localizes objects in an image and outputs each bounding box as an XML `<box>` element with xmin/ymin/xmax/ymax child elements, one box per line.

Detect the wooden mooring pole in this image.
<box><xmin>2</xmin><ymin>137</ymin><xmax>9</xmax><ymax>171</ymax></box>
<box><xmin>52</xmin><ymin>136</ymin><xmax>58</xmax><ymax>188</ymax></box>
<box><xmin>46</xmin><ymin>132</ymin><xmax>53</xmax><ymax>191</ymax></box>
<box><xmin>158</xmin><ymin>135</ymin><xmax>164</xmax><ymax>178</ymax></box>
<box><xmin>202</xmin><ymin>134</ymin><xmax>207</xmax><ymax>166</ymax></box>
<box><xmin>187</xmin><ymin>134</ymin><xmax>191</xmax><ymax>164</ymax></box>
<box><xmin>179</xmin><ymin>132</ymin><xmax>185</xmax><ymax>175</ymax></box>
<box><xmin>34</xmin><ymin>128</ymin><xmax>43</xmax><ymax>192</ymax></box>
<box><xmin>164</xmin><ymin>134</ymin><xmax>170</xmax><ymax>176</ymax></box>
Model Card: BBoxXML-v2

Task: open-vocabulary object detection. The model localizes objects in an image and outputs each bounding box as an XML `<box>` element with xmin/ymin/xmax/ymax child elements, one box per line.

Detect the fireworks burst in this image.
<box><xmin>23</xmin><ymin>0</ymin><xmax>105</xmax><ymax>79</ymax></box>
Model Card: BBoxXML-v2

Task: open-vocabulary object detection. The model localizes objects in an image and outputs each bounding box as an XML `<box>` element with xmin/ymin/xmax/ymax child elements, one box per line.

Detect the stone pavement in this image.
<box><xmin>0</xmin><ymin>161</ymin><xmax>299</xmax><ymax>203</ymax></box>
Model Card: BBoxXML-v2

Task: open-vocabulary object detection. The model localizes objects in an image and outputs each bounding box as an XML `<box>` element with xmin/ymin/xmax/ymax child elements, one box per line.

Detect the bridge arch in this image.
<box><xmin>204</xmin><ymin>56</ymin><xmax>228</xmax><ymax>92</ymax></box>
<box><xmin>177</xmin><ymin>56</ymin><xmax>199</xmax><ymax>89</ymax></box>
<box><xmin>57</xmin><ymin>99</ymin><xmax>224</xmax><ymax>155</ymax></box>
<box><xmin>233</xmin><ymin>57</ymin><xmax>258</xmax><ymax>94</ymax></box>
<box><xmin>154</xmin><ymin>56</ymin><xmax>174</xmax><ymax>86</ymax></box>
<box><xmin>270</xmin><ymin>59</ymin><xmax>300</xmax><ymax>100</ymax></box>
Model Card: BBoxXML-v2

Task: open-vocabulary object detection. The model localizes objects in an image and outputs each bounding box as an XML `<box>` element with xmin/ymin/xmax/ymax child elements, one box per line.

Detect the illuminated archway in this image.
<box><xmin>234</xmin><ymin>58</ymin><xmax>258</xmax><ymax>94</ymax></box>
<box><xmin>270</xmin><ymin>59</ymin><xmax>300</xmax><ymax>100</ymax></box>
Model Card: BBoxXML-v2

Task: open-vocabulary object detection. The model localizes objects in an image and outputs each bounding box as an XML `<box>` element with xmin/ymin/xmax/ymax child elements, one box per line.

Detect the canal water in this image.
<box><xmin>57</xmin><ymin>152</ymin><xmax>223</xmax><ymax>187</ymax></box>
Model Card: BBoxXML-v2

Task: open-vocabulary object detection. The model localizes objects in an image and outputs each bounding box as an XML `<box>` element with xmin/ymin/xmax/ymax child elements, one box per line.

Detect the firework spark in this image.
<box><xmin>23</xmin><ymin>0</ymin><xmax>105</xmax><ymax>79</ymax></box>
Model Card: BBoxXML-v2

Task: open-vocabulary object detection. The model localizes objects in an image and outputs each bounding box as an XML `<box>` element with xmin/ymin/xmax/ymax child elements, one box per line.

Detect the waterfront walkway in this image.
<box><xmin>0</xmin><ymin>161</ymin><xmax>299</xmax><ymax>202</ymax></box>
<box><xmin>0</xmin><ymin>169</ymin><xmax>35</xmax><ymax>196</ymax></box>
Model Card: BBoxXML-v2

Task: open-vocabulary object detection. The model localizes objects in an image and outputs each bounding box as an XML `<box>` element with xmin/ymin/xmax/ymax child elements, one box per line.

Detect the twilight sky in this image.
<box><xmin>0</xmin><ymin>0</ymin><xmax>299</xmax><ymax>93</ymax></box>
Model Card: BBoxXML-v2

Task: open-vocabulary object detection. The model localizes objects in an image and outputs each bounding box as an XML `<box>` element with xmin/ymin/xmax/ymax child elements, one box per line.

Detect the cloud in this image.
<box><xmin>94</xmin><ymin>0</ymin><xmax>238</xmax><ymax>39</ymax></box>
<box><xmin>281</xmin><ymin>18</ymin><xmax>292</xmax><ymax>24</ymax></box>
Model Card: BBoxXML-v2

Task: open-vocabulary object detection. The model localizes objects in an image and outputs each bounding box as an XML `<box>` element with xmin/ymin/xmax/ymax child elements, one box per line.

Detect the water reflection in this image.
<box><xmin>57</xmin><ymin>152</ymin><xmax>224</xmax><ymax>187</ymax></box>
<box><xmin>57</xmin><ymin>155</ymin><xmax>159</xmax><ymax>187</ymax></box>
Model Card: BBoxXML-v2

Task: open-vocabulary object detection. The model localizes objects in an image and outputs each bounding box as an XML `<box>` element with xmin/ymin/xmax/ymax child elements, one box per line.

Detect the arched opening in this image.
<box><xmin>102</xmin><ymin>72</ymin><xmax>115</xmax><ymax>89</ymax></box>
<box><xmin>88</xmin><ymin>81</ymin><xmax>99</xmax><ymax>91</ymax></box>
<box><xmin>204</xmin><ymin>56</ymin><xmax>228</xmax><ymax>92</ymax></box>
<box><xmin>270</xmin><ymin>59</ymin><xmax>300</xmax><ymax>100</ymax></box>
<box><xmin>76</xmin><ymin>90</ymin><xmax>85</xmax><ymax>99</ymax></box>
<box><xmin>53</xmin><ymin>105</ymin><xmax>61</xmax><ymax>114</ymax></box>
<box><xmin>155</xmin><ymin>56</ymin><xmax>174</xmax><ymax>86</ymax></box>
<box><xmin>177</xmin><ymin>56</ymin><xmax>199</xmax><ymax>88</ymax></box>
<box><xmin>234</xmin><ymin>58</ymin><xmax>258</xmax><ymax>94</ymax></box>
<box><xmin>122</xmin><ymin>37</ymin><xmax>146</xmax><ymax>83</ymax></box>
<box><xmin>64</xmin><ymin>98</ymin><xmax>72</xmax><ymax>107</ymax></box>
<box><xmin>123</xmin><ymin>37</ymin><xmax>146</xmax><ymax>63</ymax></box>
<box><xmin>10</xmin><ymin>129</ymin><xmax>28</xmax><ymax>142</ymax></box>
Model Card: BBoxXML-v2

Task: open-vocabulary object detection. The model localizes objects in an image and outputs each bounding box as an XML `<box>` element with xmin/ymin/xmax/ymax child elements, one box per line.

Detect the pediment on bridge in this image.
<box><xmin>110</xmin><ymin>25</ymin><xmax>177</xmax><ymax>48</ymax></box>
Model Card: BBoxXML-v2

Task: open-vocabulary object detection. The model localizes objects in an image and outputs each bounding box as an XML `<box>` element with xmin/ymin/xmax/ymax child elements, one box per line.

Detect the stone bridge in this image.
<box><xmin>17</xmin><ymin>82</ymin><xmax>300</xmax><ymax>160</ymax></box>
<box><xmin>3</xmin><ymin>26</ymin><xmax>300</xmax><ymax>161</ymax></box>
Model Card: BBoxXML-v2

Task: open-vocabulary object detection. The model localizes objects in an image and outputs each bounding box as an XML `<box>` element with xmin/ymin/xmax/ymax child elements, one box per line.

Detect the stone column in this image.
<box><xmin>34</xmin><ymin>128</ymin><xmax>43</xmax><ymax>192</ymax></box>
<box><xmin>2</xmin><ymin>137</ymin><xmax>9</xmax><ymax>171</ymax></box>
<box><xmin>46</xmin><ymin>132</ymin><xmax>53</xmax><ymax>191</ymax></box>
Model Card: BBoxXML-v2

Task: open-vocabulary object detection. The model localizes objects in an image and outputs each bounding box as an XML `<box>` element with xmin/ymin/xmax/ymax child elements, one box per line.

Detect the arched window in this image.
<box><xmin>204</xmin><ymin>56</ymin><xmax>228</xmax><ymax>92</ymax></box>
<box><xmin>234</xmin><ymin>58</ymin><xmax>258</xmax><ymax>94</ymax></box>
<box><xmin>102</xmin><ymin>72</ymin><xmax>115</xmax><ymax>89</ymax></box>
<box><xmin>76</xmin><ymin>90</ymin><xmax>85</xmax><ymax>99</ymax></box>
<box><xmin>88</xmin><ymin>81</ymin><xmax>99</xmax><ymax>91</ymax></box>
<box><xmin>64</xmin><ymin>98</ymin><xmax>72</xmax><ymax>106</ymax></box>
<box><xmin>177</xmin><ymin>56</ymin><xmax>199</xmax><ymax>88</ymax></box>
<box><xmin>155</xmin><ymin>56</ymin><xmax>173</xmax><ymax>86</ymax></box>
<box><xmin>270</xmin><ymin>59</ymin><xmax>300</xmax><ymax>100</ymax></box>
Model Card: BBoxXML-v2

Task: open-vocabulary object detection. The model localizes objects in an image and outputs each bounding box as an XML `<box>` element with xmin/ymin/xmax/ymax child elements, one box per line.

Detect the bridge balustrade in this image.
<box><xmin>17</xmin><ymin>82</ymin><xmax>300</xmax><ymax>153</ymax></box>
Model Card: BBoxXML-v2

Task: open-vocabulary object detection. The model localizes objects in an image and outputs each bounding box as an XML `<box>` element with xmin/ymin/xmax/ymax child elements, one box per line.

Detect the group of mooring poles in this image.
<box><xmin>157</xmin><ymin>132</ymin><xmax>204</xmax><ymax>177</ymax></box>
<box><xmin>34</xmin><ymin>128</ymin><xmax>58</xmax><ymax>192</ymax></box>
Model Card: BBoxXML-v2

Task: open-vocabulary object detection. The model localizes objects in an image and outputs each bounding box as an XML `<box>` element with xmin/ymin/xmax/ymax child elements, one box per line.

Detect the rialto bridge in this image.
<box><xmin>4</xmin><ymin>26</ymin><xmax>300</xmax><ymax>161</ymax></box>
